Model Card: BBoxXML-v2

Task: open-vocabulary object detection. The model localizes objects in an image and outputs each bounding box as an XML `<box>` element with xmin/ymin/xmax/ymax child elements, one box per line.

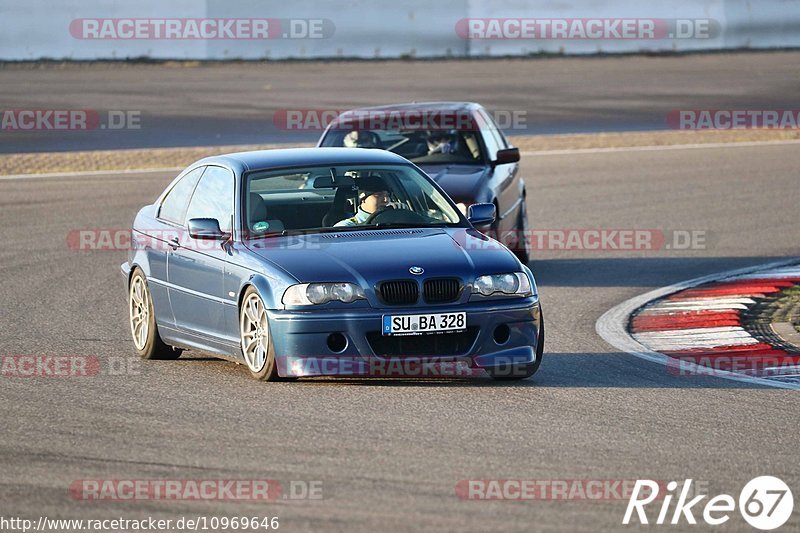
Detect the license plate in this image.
<box><xmin>382</xmin><ymin>312</ymin><xmax>467</xmax><ymax>336</ymax></box>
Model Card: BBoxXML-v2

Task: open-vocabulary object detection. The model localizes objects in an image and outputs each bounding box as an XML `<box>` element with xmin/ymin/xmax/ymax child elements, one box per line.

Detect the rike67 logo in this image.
<box><xmin>623</xmin><ymin>477</ymin><xmax>793</xmax><ymax>530</ymax></box>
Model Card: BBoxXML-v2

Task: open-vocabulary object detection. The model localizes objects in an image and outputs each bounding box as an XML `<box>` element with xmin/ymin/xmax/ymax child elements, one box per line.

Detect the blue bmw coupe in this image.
<box><xmin>122</xmin><ymin>148</ymin><xmax>543</xmax><ymax>380</ymax></box>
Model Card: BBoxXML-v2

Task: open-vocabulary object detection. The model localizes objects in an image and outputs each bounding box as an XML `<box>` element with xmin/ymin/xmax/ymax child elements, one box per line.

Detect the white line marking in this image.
<box><xmin>761</xmin><ymin>366</ymin><xmax>800</xmax><ymax>376</ymax></box>
<box><xmin>640</xmin><ymin>303</ymin><xmax>751</xmax><ymax>312</ymax></box>
<box><xmin>634</xmin><ymin>326</ymin><xmax>753</xmax><ymax>338</ymax></box>
<box><xmin>669</xmin><ymin>292</ymin><xmax>768</xmax><ymax>300</ymax></box>
<box><xmin>648</xmin><ymin>297</ymin><xmax>758</xmax><ymax>306</ymax></box>
<box><xmin>0</xmin><ymin>167</ymin><xmax>181</xmax><ymax>181</ymax></box>
<box><xmin>520</xmin><ymin>139</ymin><xmax>800</xmax><ymax>156</ymax></box>
<box><xmin>730</xmin><ymin>268</ymin><xmax>800</xmax><ymax>280</ymax></box>
<box><xmin>634</xmin><ymin>336</ymin><xmax>758</xmax><ymax>352</ymax></box>
<box><xmin>595</xmin><ymin>258</ymin><xmax>800</xmax><ymax>390</ymax></box>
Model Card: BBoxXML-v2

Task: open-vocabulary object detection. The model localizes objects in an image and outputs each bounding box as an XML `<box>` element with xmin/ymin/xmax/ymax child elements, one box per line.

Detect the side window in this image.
<box><xmin>185</xmin><ymin>166</ymin><xmax>235</xmax><ymax>233</ymax></box>
<box><xmin>484</xmin><ymin>110</ymin><xmax>509</xmax><ymax>150</ymax></box>
<box><xmin>159</xmin><ymin>166</ymin><xmax>205</xmax><ymax>224</ymax></box>
<box><xmin>477</xmin><ymin>110</ymin><xmax>501</xmax><ymax>161</ymax></box>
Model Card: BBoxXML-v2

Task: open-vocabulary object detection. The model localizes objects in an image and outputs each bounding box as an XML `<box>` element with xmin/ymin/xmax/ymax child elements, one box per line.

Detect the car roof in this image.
<box><xmin>193</xmin><ymin>147</ymin><xmax>412</xmax><ymax>174</ymax></box>
<box><xmin>339</xmin><ymin>102</ymin><xmax>482</xmax><ymax>114</ymax></box>
<box><xmin>326</xmin><ymin>102</ymin><xmax>485</xmax><ymax>132</ymax></box>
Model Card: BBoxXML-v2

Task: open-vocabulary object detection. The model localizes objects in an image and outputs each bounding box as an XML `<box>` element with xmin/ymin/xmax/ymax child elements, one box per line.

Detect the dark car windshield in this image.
<box><xmin>243</xmin><ymin>164</ymin><xmax>466</xmax><ymax>237</ymax></box>
<box><xmin>320</xmin><ymin>128</ymin><xmax>485</xmax><ymax>165</ymax></box>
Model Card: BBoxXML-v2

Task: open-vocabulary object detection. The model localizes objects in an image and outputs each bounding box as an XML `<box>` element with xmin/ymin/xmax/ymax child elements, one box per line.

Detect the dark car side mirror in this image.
<box><xmin>491</xmin><ymin>147</ymin><xmax>520</xmax><ymax>167</ymax></box>
<box><xmin>468</xmin><ymin>203</ymin><xmax>496</xmax><ymax>227</ymax></box>
<box><xmin>188</xmin><ymin>218</ymin><xmax>227</xmax><ymax>240</ymax></box>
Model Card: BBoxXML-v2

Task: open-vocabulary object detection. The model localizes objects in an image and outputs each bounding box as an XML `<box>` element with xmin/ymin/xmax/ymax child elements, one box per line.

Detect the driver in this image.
<box><xmin>343</xmin><ymin>130</ymin><xmax>378</xmax><ymax>149</ymax></box>
<box><xmin>426</xmin><ymin>131</ymin><xmax>458</xmax><ymax>154</ymax></box>
<box><xmin>334</xmin><ymin>176</ymin><xmax>392</xmax><ymax>227</ymax></box>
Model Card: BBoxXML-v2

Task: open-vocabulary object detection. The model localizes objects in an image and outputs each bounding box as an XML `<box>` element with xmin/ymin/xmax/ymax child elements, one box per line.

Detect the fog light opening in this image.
<box><xmin>327</xmin><ymin>333</ymin><xmax>348</xmax><ymax>353</ymax></box>
<box><xmin>493</xmin><ymin>324</ymin><xmax>511</xmax><ymax>345</ymax></box>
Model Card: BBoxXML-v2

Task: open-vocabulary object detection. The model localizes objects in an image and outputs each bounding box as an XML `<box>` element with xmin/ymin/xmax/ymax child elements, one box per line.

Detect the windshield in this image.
<box><xmin>319</xmin><ymin>128</ymin><xmax>485</xmax><ymax>165</ymax></box>
<box><xmin>244</xmin><ymin>164</ymin><xmax>466</xmax><ymax>237</ymax></box>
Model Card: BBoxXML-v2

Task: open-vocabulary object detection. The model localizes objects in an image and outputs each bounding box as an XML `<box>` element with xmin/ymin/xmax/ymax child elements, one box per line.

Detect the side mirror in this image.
<box><xmin>467</xmin><ymin>203</ymin><xmax>496</xmax><ymax>227</ymax></box>
<box><xmin>188</xmin><ymin>218</ymin><xmax>227</xmax><ymax>240</ymax></box>
<box><xmin>491</xmin><ymin>147</ymin><xmax>520</xmax><ymax>167</ymax></box>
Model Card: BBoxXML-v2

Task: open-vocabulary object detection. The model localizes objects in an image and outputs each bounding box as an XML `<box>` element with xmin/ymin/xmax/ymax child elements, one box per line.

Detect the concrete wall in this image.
<box><xmin>1</xmin><ymin>0</ymin><xmax>799</xmax><ymax>60</ymax></box>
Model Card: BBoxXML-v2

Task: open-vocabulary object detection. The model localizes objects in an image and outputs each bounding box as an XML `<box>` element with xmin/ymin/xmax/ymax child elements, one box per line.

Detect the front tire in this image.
<box><xmin>239</xmin><ymin>287</ymin><xmax>279</xmax><ymax>381</ymax></box>
<box><xmin>129</xmin><ymin>269</ymin><xmax>181</xmax><ymax>360</ymax></box>
<box><xmin>513</xmin><ymin>200</ymin><xmax>531</xmax><ymax>265</ymax></box>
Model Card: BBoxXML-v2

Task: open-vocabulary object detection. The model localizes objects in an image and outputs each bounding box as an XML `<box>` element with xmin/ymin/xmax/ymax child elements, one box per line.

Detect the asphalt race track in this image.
<box><xmin>1</xmin><ymin>51</ymin><xmax>799</xmax><ymax>152</ymax></box>
<box><xmin>1</xmin><ymin>140</ymin><xmax>798</xmax><ymax>530</ymax></box>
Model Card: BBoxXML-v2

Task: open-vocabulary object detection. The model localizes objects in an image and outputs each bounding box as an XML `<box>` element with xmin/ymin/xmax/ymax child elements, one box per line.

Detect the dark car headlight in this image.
<box><xmin>283</xmin><ymin>283</ymin><xmax>366</xmax><ymax>305</ymax></box>
<box><xmin>472</xmin><ymin>273</ymin><xmax>532</xmax><ymax>297</ymax></box>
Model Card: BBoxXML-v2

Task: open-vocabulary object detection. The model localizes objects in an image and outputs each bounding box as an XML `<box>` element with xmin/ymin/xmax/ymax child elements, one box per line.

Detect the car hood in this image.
<box><xmin>244</xmin><ymin>228</ymin><xmax>519</xmax><ymax>286</ymax></box>
<box><xmin>416</xmin><ymin>164</ymin><xmax>489</xmax><ymax>201</ymax></box>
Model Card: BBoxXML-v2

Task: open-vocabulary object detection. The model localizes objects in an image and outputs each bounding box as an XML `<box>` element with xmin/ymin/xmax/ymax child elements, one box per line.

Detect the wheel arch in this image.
<box><xmin>237</xmin><ymin>273</ymin><xmax>284</xmax><ymax>311</ymax></box>
<box><xmin>127</xmin><ymin>263</ymin><xmax>146</xmax><ymax>286</ymax></box>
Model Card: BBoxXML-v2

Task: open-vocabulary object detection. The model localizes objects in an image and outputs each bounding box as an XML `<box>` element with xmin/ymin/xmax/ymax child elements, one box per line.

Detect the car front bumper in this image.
<box><xmin>267</xmin><ymin>298</ymin><xmax>542</xmax><ymax>378</ymax></box>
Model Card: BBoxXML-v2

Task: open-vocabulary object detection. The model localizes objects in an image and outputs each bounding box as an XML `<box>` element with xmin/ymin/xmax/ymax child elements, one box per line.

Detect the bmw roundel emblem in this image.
<box><xmin>409</xmin><ymin>266</ymin><xmax>424</xmax><ymax>275</ymax></box>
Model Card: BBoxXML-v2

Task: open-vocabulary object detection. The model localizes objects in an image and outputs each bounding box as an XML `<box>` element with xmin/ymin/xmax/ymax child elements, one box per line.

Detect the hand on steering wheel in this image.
<box><xmin>364</xmin><ymin>206</ymin><xmax>430</xmax><ymax>226</ymax></box>
<box><xmin>363</xmin><ymin>206</ymin><xmax>396</xmax><ymax>225</ymax></box>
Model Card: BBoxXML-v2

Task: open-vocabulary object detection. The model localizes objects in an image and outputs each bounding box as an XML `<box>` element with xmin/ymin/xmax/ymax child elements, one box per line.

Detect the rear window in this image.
<box><xmin>159</xmin><ymin>166</ymin><xmax>205</xmax><ymax>225</ymax></box>
<box><xmin>185</xmin><ymin>166</ymin><xmax>234</xmax><ymax>233</ymax></box>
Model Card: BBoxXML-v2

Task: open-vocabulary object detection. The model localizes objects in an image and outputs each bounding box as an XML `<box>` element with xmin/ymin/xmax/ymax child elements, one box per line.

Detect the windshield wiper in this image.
<box><xmin>249</xmin><ymin>230</ymin><xmax>288</xmax><ymax>239</ymax></box>
<box><xmin>281</xmin><ymin>226</ymin><xmax>383</xmax><ymax>235</ymax></box>
<box><xmin>270</xmin><ymin>223</ymin><xmax>449</xmax><ymax>236</ymax></box>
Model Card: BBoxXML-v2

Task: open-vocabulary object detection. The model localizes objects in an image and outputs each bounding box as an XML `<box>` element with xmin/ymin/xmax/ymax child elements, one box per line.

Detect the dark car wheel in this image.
<box><xmin>487</xmin><ymin>309</ymin><xmax>544</xmax><ymax>381</ymax></box>
<box><xmin>129</xmin><ymin>269</ymin><xmax>182</xmax><ymax>360</ymax></box>
<box><xmin>514</xmin><ymin>200</ymin><xmax>531</xmax><ymax>265</ymax></box>
<box><xmin>239</xmin><ymin>286</ymin><xmax>280</xmax><ymax>381</ymax></box>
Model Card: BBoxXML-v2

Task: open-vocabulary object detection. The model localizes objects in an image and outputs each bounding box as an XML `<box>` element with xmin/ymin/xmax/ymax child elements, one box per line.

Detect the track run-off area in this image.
<box><xmin>0</xmin><ymin>135</ymin><xmax>798</xmax><ymax>530</ymax></box>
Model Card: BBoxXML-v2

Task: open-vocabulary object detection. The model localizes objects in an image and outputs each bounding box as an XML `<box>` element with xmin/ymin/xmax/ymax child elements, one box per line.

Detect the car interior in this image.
<box><xmin>244</xmin><ymin>168</ymin><xmax>460</xmax><ymax>236</ymax></box>
<box><xmin>321</xmin><ymin>129</ymin><xmax>484</xmax><ymax>164</ymax></box>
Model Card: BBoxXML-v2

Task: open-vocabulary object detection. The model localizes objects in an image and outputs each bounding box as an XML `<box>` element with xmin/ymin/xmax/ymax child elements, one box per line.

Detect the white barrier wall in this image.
<box><xmin>1</xmin><ymin>0</ymin><xmax>799</xmax><ymax>60</ymax></box>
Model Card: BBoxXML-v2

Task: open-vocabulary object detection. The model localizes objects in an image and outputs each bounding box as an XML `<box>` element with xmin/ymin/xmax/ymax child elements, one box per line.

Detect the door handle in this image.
<box><xmin>168</xmin><ymin>237</ymin><xmax>180</xmax><ymax>250</ymax></box>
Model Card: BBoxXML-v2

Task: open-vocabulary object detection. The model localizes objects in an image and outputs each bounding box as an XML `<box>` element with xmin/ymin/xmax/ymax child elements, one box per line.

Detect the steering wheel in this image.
<box><xmin>364</xmin><ymin>206</ymin><xmax>428</xmax><ymax>225</ymax></box>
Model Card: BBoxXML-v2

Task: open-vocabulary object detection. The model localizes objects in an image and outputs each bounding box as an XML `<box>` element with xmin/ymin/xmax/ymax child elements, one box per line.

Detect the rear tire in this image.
<box><xmin>487</xmin><ymin>308</ymin><xmax>544</xmax><ymax>381</ymax></box>
<box><xmin>129</xmin><ymin>269</ymin><xmax>181</xmax><ymax>360</ymax></box>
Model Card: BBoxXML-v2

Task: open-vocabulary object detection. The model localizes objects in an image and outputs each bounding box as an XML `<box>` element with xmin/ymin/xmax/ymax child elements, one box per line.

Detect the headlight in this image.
<box><xmin>473</xmin><ymin>273</ymin><xmax>532</xmax><ymax>297</ymax></box>
<box><xmin>283</xmin><ymin>283</ymin><xmax>366</xmax><ymax>305</ymax></box>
